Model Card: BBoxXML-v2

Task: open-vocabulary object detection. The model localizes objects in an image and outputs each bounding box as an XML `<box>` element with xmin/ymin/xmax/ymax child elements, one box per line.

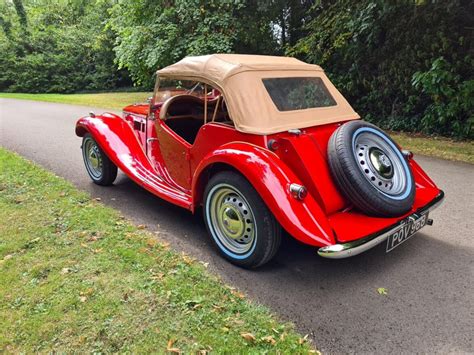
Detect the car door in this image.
<box><xmin>154</xmin><ymin>117</ymin><xmax>192</xmax><ymax>190</ymax></box>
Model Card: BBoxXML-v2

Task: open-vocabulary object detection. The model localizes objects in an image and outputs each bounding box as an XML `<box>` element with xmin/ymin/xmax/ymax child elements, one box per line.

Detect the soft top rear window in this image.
<box><xmin>262</xmin><ymin>77</ymin><xmax>337</xmax><ymax>111</ymax></box>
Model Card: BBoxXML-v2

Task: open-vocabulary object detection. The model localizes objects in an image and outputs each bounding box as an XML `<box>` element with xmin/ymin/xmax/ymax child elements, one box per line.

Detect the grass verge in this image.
<box><xmin>391</xmin><ymin>132</ymin><xmax>473</xmax><ymax>164</ymax></box>
<box><xmin>0</xmin><ymin>92</ymin><xmax>151</xmax><ymax>110</ymax></box>
<box><xmin>1</xmin><ymin>92</ymin><xmax>471</xmax><ymax>164</ymax></box>
<box><xmin>0</xmin><ymin>148</ymin><xmax>314</xmax><ymax>353</ymax></box>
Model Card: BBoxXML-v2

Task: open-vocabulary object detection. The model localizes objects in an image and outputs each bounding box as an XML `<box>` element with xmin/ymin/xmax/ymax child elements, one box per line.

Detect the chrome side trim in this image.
<box><xmin>318</xmin><ymin>190</ymin><xmax>445</xmax><ymax>259</ymax></box>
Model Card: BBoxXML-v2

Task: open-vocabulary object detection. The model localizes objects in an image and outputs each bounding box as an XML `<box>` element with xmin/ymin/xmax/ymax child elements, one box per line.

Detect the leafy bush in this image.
<box><xmin>1</xmin><ymin>0</ymin><xmax>471</xmax><ymax>138</ymax></box>
<box><xmin>0</xmin><ymin>0</ymin><xmax>131</xmax><ymax>93</ymax></box>
<box><xmin>290</xmin><ymin>0</ymin><xmax>473</xmax><ymax>138</ymax></box>
<box><xmin>412</xmin><ymin>57</ymin><xmax>473</xmax><ymax>138</ymax></box>
<box><xmin>107</xmin><ymin>0</ymin><xmax>279</xmax><ymax>87</ymax></box>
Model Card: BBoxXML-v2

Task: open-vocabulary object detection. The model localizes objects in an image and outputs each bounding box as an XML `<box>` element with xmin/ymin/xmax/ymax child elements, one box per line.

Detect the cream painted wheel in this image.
<box><xmin>203</xmin><ymin>171</ymin><xmax>281</xmax><ymax>268</ymax></box>
<box><xmin>81</xmin><ymin>134</ymin><xmax>118</xmax><ymax>186</ymax></box>
<box><xmin>83</xmin><ymin>137</ymin><xmax>103</xmax><ymax>180</ymax></box>
<box><xmin>207</xmin><ymin>184</ymin><xmax>256</xmax><ymax>255</ymax></box>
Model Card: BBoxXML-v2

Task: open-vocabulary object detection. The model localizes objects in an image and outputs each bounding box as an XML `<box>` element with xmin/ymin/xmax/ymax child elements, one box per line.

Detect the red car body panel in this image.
<box><xmin>76</xmin><ymin>100</ymin><xmax>442</xmax><ymax>249</ymax></box>
<box><xmin>76</xmin><ymin>112</ymin><xmax>192</xmax><ymax>209</ymax></box>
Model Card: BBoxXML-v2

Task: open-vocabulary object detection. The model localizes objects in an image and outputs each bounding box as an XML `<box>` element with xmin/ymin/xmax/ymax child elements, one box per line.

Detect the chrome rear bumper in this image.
<box><xmin>318</xmin><ymin>191</ymin><xmax>445</xmax><ymax>259</ymax></box>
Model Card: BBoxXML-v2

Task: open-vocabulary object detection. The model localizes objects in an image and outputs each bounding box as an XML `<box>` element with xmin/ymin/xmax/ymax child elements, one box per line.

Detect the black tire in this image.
<box><xmin>82</xmin><ymin>133</ymin><xmax>117</xmax><ymax>186</ymax></box>
<box><xmin>203</xmin><ymin>171</ymin><xmax>281</xmax><ymax>268</ymax></box>
<box><xmin>328</xmin><ymin>121</ymin><xmax>415</xmax><ymax>217</ymax></box>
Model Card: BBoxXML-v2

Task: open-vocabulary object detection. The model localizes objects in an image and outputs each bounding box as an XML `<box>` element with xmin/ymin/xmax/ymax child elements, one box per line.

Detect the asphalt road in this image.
<box><xmin>1</xmin><ymin>98</ymin><xmax>473</xmax><ymax>354</ymax></box>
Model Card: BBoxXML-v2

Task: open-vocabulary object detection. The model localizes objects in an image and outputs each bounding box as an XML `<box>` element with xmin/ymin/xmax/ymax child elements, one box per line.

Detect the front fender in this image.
<box><xmin>192</xmin><ymin>142</ymin><xmax>336</xmax><ymax>247</ymax></box>
<box><xmin>75</xmin><ymin>113</ymin><xmax>192</xmax><ymax>209</ymax></box>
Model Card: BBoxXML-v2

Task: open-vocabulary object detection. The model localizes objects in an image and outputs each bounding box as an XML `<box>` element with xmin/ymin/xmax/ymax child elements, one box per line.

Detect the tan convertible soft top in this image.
<box><xmin>157</xmin><ymin>54</ymin><xmax>359</xmax><ymax>135</ymax></box>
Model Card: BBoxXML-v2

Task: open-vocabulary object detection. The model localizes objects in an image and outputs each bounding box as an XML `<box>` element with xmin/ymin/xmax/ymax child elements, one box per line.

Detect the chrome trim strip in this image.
<box><xmin>318</xmin><ymin>190</ymin><xmax>445</xmax><ymax>259</ymax></box>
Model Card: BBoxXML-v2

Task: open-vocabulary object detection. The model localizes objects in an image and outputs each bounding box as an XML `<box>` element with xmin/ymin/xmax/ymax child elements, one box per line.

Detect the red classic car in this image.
<box><xmin>76</xmin><ymin>54</ymin><xmax>444</xmax><ymax>268</ymax></box>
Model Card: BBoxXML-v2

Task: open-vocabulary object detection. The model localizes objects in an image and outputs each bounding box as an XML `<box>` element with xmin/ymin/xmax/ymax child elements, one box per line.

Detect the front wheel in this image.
<box><xmin>82</xmin><ymin>133</ymin><xmax>117</xmax><ymax>186</ymax></box>
<box><xmin>203</xmin><ymin>171</ymin><xmax>281</xmax><ymax>268</ymax></box>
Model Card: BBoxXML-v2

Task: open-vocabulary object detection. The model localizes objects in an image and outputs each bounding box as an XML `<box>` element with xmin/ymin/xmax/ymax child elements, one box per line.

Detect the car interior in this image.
<box><xmin>159</xmin><ymin>94</ymin><xmax>233</xmax><ymax>145</ymax></box>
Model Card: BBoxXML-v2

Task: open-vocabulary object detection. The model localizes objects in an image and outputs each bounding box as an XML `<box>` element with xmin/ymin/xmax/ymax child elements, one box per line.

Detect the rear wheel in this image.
<box><xmin>203</xmin><ymin>171</ymin><xmax>281</xmax><ymax>268</ymax></box>
<box><xmin>82</xmin><ymin>133</ymin><xmax>117</xmax><ymax>186</ymax></box>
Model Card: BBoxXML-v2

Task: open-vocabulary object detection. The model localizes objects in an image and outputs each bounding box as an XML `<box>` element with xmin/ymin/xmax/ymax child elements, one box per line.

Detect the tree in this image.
<box><xmin>0</xmin><ymin>0</ymin><xmax>130</xmax><ymax>93</ymax></box>
<box><xmin>108</xmin><ymin>0</ymin><xmax>280</xmax><ymax>86</ymax></box>
<box><xmin>289</xmin><ymin>0</ymin><xmax>473</xmax><ymax>138</ymax></box>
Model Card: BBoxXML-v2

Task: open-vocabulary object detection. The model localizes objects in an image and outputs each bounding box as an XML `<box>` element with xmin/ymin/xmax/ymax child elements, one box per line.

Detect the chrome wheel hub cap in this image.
<box><xmin>354</xmin><ymin>132</ymin><xmax>407</xmax><ymax>196</ymax></box>
<box><xmin>208</xmin><ymin>185</ymin><xmax>255</xmax><ymax>254</ymax></box>
<box><xmin>83</xmin><ymin>139</ymin><xmax>103</xmax><ymax>179</ymax></box>
<box><xmin>369</xmin><ymin>148</ymin><xmax>394</xmax><ymax>179</ymax></box>
<box><xmin>220</xmin><ymin>205</ymin><xmax>244</xmax><ymax>237</ymax></box>
<box><xmin>88</xmin><ymin>147</ymin><xmax>100</xmax><ymax>170</ymax></box>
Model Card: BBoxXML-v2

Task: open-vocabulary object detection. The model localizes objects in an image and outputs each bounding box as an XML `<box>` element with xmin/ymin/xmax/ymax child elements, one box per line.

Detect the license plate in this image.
<box><xmin>386</xmin><ymin>213</ymin><xmax>428</xmax><ymax>252</ymax></box>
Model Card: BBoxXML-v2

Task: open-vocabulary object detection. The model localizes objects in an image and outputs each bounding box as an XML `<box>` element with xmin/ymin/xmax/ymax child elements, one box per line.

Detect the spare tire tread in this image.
<box><xmin>328</xmin><ymin>121</ymin><xmax>415</xmax><ymax>217</ymax></box>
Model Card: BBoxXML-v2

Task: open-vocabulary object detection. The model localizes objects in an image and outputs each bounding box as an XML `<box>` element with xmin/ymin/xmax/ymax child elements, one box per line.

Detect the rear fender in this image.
<box><xmin>192</xmin><ymin>142</ymin><xmax>336</xmax><ymax>247</ymax></box>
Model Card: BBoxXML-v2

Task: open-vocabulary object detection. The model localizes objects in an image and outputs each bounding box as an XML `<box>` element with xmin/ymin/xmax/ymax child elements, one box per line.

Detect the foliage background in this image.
<box><xmin>0</xmin><ymin>0</ymin><xmax>472</xmax><ymax>138</ymax></box>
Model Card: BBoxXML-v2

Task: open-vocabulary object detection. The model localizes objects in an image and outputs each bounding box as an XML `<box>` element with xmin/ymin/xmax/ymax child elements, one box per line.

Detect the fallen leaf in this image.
<box><xmin>137</xmin><ymin>224</ymin><xmax>147</xmax><ymax>229</ymax></box>
<box><xmin>146</xmin><ymin>238</ymin><xmax>159</xmax><ymax>248</ymax></box>
<box><xmin>150</xmin><ymin>272</ymin><xmax>164</xmax><ymax>281</ymax></box>
<box><xmin>377</xmin><ymin>287</ymin><xmax>388</xmax><ymax>295</ymax></box>
<box><xmin>80</xmin><ymin>288</ymin><xmax>94</xmax><ymax>297</ymax></box>
<box><xmin>241</xmin><ymin>332</ymin><xmax>256</xmax><ymax>343</ymax></box>
<box><xmin>232</xmin><ymin>319</ymin><xmax>245</xmax><ymax>326</ymax></box>
<box><xmin>59</xmin><ymin>192</ymin><xmax>66</xmax><ymax>197</ymax></box>
<box><xmin>231</xmin><ymin>289</ymin><xmax>245</xmax><ymax>299</ymax></box>
<box><xmin>167</xmin><ymin>338</ymin><xmax>175</xmax><ymax>349</ymax></box>
<box><xmin>182</xmin><ymin>254</ymin><xmax>194</xmax><ymax>265</ymax></box>
<box><xmin>261</xmin><ymin>335</ymin><xmax>276</xmax><ymax>345</ymax></box>
<box><xmin>298</xmin><ymin>334</ymin><xmax>309</xmax><ymax>345</ymax></box>
<box><xmin>3</xmin><ymin>254</ymin><xmax>13</xmax><ymax>261</ymax></box>
<box><xmin>167</xmin><ymin>348</ymin><xmax>180</xmax><ymax>354</ymax></box>
<box><xmin>212</xmin><ymin>304</ymin><xmax>224</xmax><ymax>312</ymax></box>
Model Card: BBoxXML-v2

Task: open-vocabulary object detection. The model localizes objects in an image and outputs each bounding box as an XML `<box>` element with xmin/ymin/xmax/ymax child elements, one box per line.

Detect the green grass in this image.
<box><xmin>0</xmin><ymin>148</ymin><xmax>315</xmax><ymax>353</ymax></box>
<box><xmin>0</xmin><ymin>92</ymin><xmax>152</xmax><ymax>110</ymax></box>
<box><xmin>1</xmin><ymin>92</ymin><xmax>471</xmax><ymax>164</ymax></box>
<box><xmin>391</xmin><ymin>132</ymin><xmax>474</xmax><ymax>164</ymax></box>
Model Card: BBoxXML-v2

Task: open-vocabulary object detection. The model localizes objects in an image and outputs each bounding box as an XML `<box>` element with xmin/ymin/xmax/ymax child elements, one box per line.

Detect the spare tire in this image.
<box><xmin>328</xmin><ymin>121</ymin><xmax>415</xmax><ymax>217</ymax></box>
